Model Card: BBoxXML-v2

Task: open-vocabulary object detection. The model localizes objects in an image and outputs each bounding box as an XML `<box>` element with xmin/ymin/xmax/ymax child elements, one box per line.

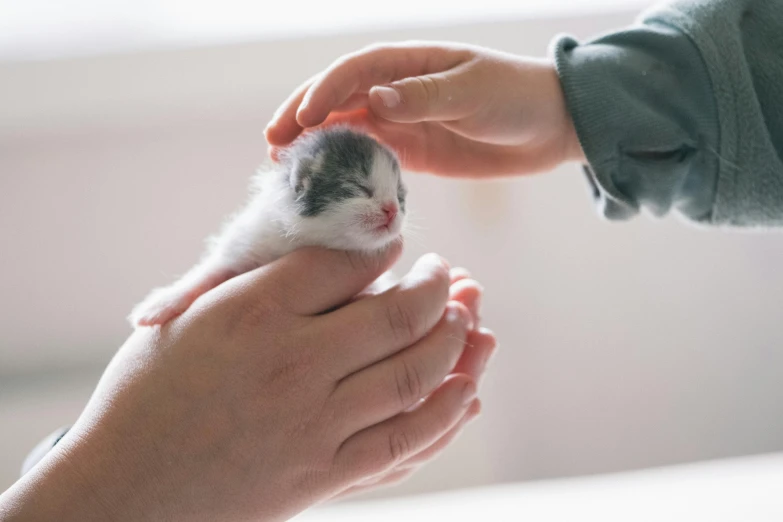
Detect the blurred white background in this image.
<box><xmin>3</xmin><ymin>0</ymin><xmax>783</xmax><ymax>507</ymax></box>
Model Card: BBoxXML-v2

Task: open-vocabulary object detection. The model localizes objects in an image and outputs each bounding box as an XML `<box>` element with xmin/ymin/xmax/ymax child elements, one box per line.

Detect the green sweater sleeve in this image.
<box><xmin>553</xmin><ymin>0</ymin><xmax>783</xmax><ymax>227</ymax></box>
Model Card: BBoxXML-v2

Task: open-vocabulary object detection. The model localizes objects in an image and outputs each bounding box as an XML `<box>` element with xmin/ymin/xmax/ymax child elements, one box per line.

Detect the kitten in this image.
<box><xmin>129</xmin><ymin>127</ymin><xmax>407</xmax><ymax>327</ymax></box>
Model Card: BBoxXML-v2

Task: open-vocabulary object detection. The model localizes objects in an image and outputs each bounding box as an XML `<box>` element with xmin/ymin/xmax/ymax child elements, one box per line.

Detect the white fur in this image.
<box><xmin>129</xmin><ymin>149</ymin><xmax>405</xmax><ymax>327</ymax></box>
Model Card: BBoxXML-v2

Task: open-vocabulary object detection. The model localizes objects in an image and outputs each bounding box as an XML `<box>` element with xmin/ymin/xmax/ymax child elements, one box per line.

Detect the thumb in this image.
<box><xmin>369</xmin><ymin>71</ymin><xmax>471</xmax><ymax>123</ymax></box>
<box><xmin>242</xmin><ymin>240</ymin><xmax>404</xmax><ymax>316</ymax></box>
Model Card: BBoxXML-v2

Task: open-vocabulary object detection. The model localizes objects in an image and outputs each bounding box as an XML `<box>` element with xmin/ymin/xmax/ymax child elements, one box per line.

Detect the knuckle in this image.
<box><xmin>327</xmin><ymin>81</ymin><xmax>344</xmax><ymax>108</ymax></box>
<box><xmin>255</xmin><ymin>327</ymin><xmax>319</xmax><ymax>386</ymax></box>
<box><xmin>342</xmin><ymin>250</ymin><xmax>373</xmax><ymax>274</ymax></box>
<box><xmin>385</xmin><ymin>299</ymin><xmax>421</xmax><ymax>343</ymax></box>
<box><xmin>425</xmin><ymin>261</ymin><xmax>451</xmax><ymax>299</ymax></box>
<box><xmin>410</xmin><ymin>75</ymin><xmax>441</xmax><ymax>104</ymax></box>
<box><xmin>387</xmin><ymin>428</ymin><xmax>416</xmax><ymax>465</ymax></box>
<box><xmin>443</xmin><ymin>319</ymin><xmax>468</xmax><ymax>348</ymax></box>
<box><xmin>267</xmin><ymin>351</ymin><xmax>308</xmax><ymax>386</ymax></box>
<box><xmin>230</xmin><ymin>296</ymin><xmax>275</xmax><ymax>332</ymax></box>
<box><xmin>360</xmin><ymin>42</ymin><xmax>390</xmax><ymax>56</ymax></box>
<box><xmin>394</xmin><ymin>359</ymin><xmax>424</xmax><ymax>408</ymax></box>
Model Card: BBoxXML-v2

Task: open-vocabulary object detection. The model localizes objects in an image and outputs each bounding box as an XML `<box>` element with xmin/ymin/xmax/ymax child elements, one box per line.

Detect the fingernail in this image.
<box><xmin>374</xmin><ymin>86</ymin><xmax>401</xmax><ymax>109</ymax></box>
<box><xmin>462</xmin><ymin>381</ymin><xmax>478</xmax><ymax>407</ymax></box>
<box><xmin>466</xmin><ymin>400</ymin><xmax>482</xmax><ymax>421</ymax></box>
<box><xmin>446</xmin><ymin>302</ymin><xmax>474</xmax><ymax>331</ymax></box>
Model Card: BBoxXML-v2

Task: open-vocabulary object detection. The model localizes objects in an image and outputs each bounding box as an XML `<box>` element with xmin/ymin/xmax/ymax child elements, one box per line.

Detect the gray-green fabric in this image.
<box><xmin>553</xmin><ymin>0</ymin><xmax>783</xmax><ymax>227</ymax></box>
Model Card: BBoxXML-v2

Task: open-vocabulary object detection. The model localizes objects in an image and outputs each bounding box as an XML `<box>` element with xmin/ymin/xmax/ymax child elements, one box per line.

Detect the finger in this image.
<box><xmin>268</xmin><ymin>145</ymin><xmax>283</xmax><ymax>162</ymax></box>
<box><xmin>397</xmin><ymin>397</ymin><xmax>481</xmax><ymax>469</ymax></box>
<box><xmin>449</xmin><ymin>267</ymin><xmax>472</xmax><ymax>284</ymax></box>
<box><xmin>267</xmin><ymin>98</ymin><xmax>371</xmax><ymax>161</ymax></box>
<box><xmin>264</xmin><ymin>73</ymin><xmax>319</xmax><ymax>147</ymax></box>
<box><xmin>332</xmin><ymin>301</ymin><xmax>472</xmax><ymax>436</ymax></box>
<box><xmin>313</xmin><ymin>109</ymin><xmax>558</xmax><ymax>177</ymax></box>
<box><xmin>449</xmin><ymin>278</ymin><xmax>483</xmax><ymax>327</ymax></box>
<box><xmin>334</xmin><ymin>397</ymin><xmax>480</xmax><ymax>500</ymax></box>
<box><xmin>268</xmin><ymin>93</ymin><xmax>369</xmax><ymax>158</ymax></box>
<box><xmin>357</xmin><ymin>270</ymin><xmax>399</xmax><ymax>299</ymax></box>
<box><xmin>332</xmin><ymin>468</ymin><xmax>417</xmax><ymax>500</ymax></box>
<box><xmin>333</xmin><ymin>92</ymin><xmax>370</xmax><ymax>113</ymax></box>
<box><xmin>334</xmin><ymin>374</ymin><xmax>477</xmax><ymax>481</ymax></box>
<box><xmin>367</xmin><ymin>65</ymin><xmax>478</xmax><ymax>124</ymax></box>
<box><xmin>452</xmin><ymin>328</ymin><xmax>496</xmax><ymax>383</ymax></box>
<box><xmin>297</xmin><ymin>43</ymin><xmax>473</xmax><ymax>128</ymax></box>
<box><xmin>241</xmin><ymin>243</ymin><xmax>402</xmax><ymax>316</ymax></box>
<box><xmin>317</xmin><ymin>252</ymin><xmax>451</xmax><ymax>377</ymax></box>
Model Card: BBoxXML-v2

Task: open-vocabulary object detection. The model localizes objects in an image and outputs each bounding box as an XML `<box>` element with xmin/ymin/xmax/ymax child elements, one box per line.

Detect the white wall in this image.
<box><xmin>4</xmin><ymin>4</ymin><xmax>783</xmax><ymax>502</ymax></box>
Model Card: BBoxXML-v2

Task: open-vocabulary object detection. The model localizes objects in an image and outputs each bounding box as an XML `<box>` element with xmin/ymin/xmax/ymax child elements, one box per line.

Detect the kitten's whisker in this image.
<box><xmin>402</xmin><ymin>232</ymin><xmax>425</xmax><ymax>246</ymax></box>
<box><xmin>402</xmin><ymin>220</ymin><xmax>427</xmax><ymax>231</ymax></box>
<box><xmin>445</xmin><ymin>334</ymin><xmax>475</xmax><ymax>348</ymax></box>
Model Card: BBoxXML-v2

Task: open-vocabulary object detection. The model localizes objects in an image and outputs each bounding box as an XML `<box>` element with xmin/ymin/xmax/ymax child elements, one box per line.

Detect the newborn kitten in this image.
<box><xmin>130</xmin><ymin>127</ymin><xmax>407</xmax><ymax>327</ymax></box>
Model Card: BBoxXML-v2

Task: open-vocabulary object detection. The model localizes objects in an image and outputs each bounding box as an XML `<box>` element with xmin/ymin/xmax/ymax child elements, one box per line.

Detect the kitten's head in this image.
<box><xmin>280</xmin><ymin>127</ymin><xmax>407</xmax><ymax>251</ymax></box>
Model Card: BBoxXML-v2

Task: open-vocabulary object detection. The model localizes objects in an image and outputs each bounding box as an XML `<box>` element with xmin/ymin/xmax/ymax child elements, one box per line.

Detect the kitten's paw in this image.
<box><xmin>129</xmin><ymin>289</ymin><xmax>193</xmax><ymax>327</ymax></box>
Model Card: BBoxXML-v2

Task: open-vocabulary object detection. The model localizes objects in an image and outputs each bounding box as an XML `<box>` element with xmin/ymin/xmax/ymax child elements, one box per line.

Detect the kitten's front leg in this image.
<box><xmin>129</xmin><ymin>260</ymin><xmax>238</xmax><ymax>327</ymax></box>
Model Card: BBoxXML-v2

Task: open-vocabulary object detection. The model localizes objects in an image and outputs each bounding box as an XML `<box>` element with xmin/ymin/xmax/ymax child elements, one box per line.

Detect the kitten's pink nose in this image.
<box><xmin>381</xmin><ymin>202</ymin><xmax>398</xmax><ymax>225</ymax></box>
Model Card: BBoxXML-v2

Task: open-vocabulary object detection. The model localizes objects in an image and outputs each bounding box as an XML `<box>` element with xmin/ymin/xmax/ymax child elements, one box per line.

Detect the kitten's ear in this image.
<box><xmin>289</xmin><ymin>152</ymin><xmax>324</xmax><ymax>195</ymax></box>
<box><xmin>290</xmin><ymin>157</ymin><xmax>312</xmax><ymax>194</ymax></box>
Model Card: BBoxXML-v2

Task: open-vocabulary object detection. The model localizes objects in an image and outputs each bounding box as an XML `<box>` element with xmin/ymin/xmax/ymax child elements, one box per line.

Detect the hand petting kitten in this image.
<box><xmin>265</xmin><ymin>41</ymin><xmax>585</xmax><ymax>178</ymax></box>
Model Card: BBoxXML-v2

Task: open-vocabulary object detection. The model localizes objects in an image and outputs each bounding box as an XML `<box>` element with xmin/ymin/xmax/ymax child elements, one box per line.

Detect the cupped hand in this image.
<box><xmin>333</xmin><ymin>267</ymin><xmax>495</xmax><ymax>498</ymax></box>
<box><xmin>1</xmin><ymin>245</ymin><xmax>493</xmax><ymax>522</ymax></box>
<box><xmin>265</xmin><ymin>41</ymin><xmax>585</xmax><ymax>177</ymax></box>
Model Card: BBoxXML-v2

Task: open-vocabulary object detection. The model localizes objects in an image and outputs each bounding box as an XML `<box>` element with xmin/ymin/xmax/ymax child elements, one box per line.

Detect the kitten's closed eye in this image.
<box><xmin>352</xmin><ymin>182</ymin><xmax>373</xmax><ymax>198</ymax></box>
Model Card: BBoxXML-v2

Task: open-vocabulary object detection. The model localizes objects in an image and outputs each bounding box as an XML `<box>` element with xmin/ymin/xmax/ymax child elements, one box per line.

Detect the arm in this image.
<box><xmin>1</xmin><ymin>247</ymin><xmax>494</xmax><ymax>522</ymax></box>
<box><xmin>554</xmin><ymin>0</ymin><xmax>783</xmax><ymax>226</ymax></box>
<box><xmin>266</xmin><ymin>0</ymin><xmax>783</xmax><ymax>227</ymax></box>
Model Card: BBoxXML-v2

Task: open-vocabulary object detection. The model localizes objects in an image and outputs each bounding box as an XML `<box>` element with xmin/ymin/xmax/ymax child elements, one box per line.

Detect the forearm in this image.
<box><xmin>552</xmin><ymin>7</ymin><xmax>720</xmax><ymax>223</ymax></box>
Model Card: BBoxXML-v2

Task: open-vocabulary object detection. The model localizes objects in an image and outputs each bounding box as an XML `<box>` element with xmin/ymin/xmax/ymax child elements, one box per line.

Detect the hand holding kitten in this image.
<box><xmin>6</xmin><ymin>246</ymin><xmax>494</xmax><ymax>522</ymax></box>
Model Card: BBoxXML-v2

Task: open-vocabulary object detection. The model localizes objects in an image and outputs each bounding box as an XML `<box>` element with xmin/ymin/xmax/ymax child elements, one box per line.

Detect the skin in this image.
<box><xmin>265</xmin><ymin>41</ymin><xmax>586</xmax><ymax>176</ymax></box>
<box><xmin>2</xmin><ymin>40</ymin><xmax>551</xmax><ymax>521</ymax></box>
<box><xmin>0</xmin><ymin>245</ymin><xmax>495</xmax><ymax>522</ymax></box>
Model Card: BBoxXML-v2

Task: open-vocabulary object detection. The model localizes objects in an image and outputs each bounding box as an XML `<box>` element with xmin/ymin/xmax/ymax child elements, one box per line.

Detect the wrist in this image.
<box><xmin>562</xmin><ymin>114</ymin><xmax>587</xmax><ymax>164</ymax></box>
<box><xmin>1</xmin><ymin>436</ymin><xmax>120</xmax><ymax>522</ymax></box>
<box><xmin>546</xmin><ymin>61</ymin><xmax>587</xmax><ymax>165</ymax></box>
<box><xmin>1</xmin><ymin>415</ymin><xmax>166</xmax><ymax>522</ymax></box>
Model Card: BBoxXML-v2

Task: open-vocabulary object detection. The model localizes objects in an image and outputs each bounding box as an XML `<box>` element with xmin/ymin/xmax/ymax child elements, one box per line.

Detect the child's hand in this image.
<box><xmin>265</xmin><ymin>41</ymin><xmax>585</xmax><ymax>177</ymax></box>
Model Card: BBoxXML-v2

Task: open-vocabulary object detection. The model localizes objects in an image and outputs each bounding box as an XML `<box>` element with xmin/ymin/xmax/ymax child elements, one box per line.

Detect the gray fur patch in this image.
<box><xmin>281</xmin><ymin>127</ymin><xmax>402</xmax><ymax>217</ymax></box>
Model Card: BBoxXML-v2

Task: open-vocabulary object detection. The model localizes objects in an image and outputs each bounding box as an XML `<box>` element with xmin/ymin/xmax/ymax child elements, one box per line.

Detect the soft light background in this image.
<box><xmin>3</xmin><ymin>0</ymin><xmax>783</xmax><ymax>506</ymax></box>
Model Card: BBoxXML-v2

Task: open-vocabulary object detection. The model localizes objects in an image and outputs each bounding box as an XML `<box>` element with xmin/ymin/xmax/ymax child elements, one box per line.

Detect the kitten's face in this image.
<box><xmin>286</xmin><ymin>129</ymin><xmax>407</xmax><ymax>251</ymax></box>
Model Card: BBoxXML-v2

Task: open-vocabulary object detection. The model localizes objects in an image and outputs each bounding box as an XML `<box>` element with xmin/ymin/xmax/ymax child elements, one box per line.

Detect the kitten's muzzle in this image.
<box><xmin>380</xmin><ymin>202</ymin><xmax>399</xmax><ymax>226</ymax></box>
